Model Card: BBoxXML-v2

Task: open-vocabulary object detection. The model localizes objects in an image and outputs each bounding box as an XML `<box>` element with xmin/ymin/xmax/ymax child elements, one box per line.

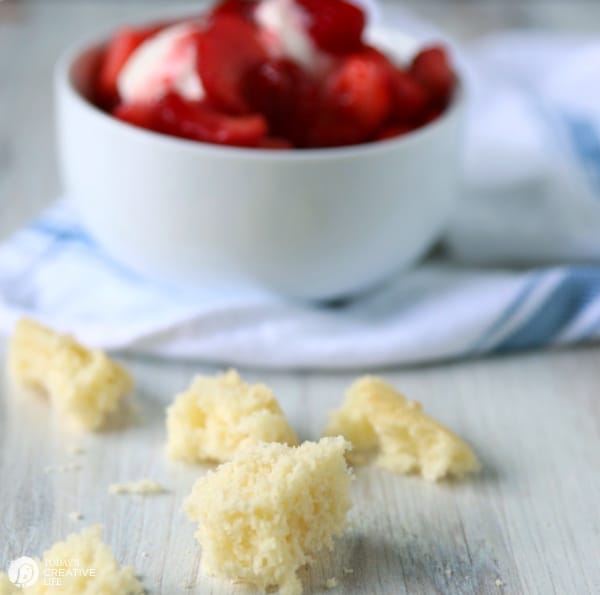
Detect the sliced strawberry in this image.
<box><xmin>198</xmin><ymin>14</ymin><xmax>267</xmax><ymax>113</ymax></box>
<box><xmin>324</xmin><ymin>52</ymin><xmax>393</xmax><ymax>137</ymax></box>
<box><xmin>410</xmin><ymin>45</ymin><xmax>455</xmax><ymax>106</ymax></box>
<box><xmin>259</xmin><ymin>137</ymin><xmax>294</xmax><ymax>149</ymax></box>
<box><xmin>295</xmin><ymin>0</ymin><xmax>365</xmax><ymax>54</ymax></box>
<box><xmin>97</xmin><ymin>24</ymin><xmax>168</xmax><ymax>107</ymax></box>
<box><xmin>308</xmin><ymin>117</ymin><xmax>365</xmax><ymax>148</ymax></box>
<box><xmin>211</xmin><ymin>0</ymin><xmax>258</xmax><ymax>20</ymax></box>
<box><xmin>391</xmin><ymin>68</ymin><xmax>428</xmax><ymax>122</ymax></box>
<box><xmin>375</xmin><ymin>122</ymin><xmax>415</xmax><ymax>141</ymax></box>
<box><xmin>112</xmin><ymin>102</ymin><xmax>157</xmax><ymax>130</ymax></box>
<box><xmin>243</xmin><ymin>58</ymin><xmax>319</xmax><ymax>142</ymax></box>
<box><xmin>154</xmin><ymin>93</ymin><xmax>267</xmax><ymax>146</ymax></box>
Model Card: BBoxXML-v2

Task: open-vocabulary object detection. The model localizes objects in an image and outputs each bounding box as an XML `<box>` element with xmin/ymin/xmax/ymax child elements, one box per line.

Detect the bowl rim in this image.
<box><xmin>55</xmin><ymin>24</ymin><xmax>464</xmax><ymax>162</ymax></box>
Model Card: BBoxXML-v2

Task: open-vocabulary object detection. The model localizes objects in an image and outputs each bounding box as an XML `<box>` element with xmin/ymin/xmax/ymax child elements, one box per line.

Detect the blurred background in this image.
<box><xmin>1</xmin><ymin>0</ymin><xmax>599</xmax><ymax>242</ymax></box>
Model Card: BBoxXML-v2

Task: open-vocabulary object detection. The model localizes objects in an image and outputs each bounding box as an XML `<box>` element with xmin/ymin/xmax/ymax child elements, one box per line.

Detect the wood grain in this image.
<box><xmin>1</xmin><ymin>344</ymin><xmax>599</xmax><ymax>594</ymax></box>
<box><xmin>1</xmin><ymin>2</ymin><xmax>600</xmax><ymax>594</ymax></box>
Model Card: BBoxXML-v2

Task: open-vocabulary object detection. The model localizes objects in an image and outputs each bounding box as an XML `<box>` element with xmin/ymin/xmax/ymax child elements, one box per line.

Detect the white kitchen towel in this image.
<box><xmin>1</xmin><ymin>31</ymin><xmax>600</xmax><ymax>368</ymax></box>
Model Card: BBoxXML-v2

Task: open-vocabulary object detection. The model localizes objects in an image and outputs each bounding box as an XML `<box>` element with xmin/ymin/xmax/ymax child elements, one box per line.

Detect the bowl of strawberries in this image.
<box><xmin>55</xmin><ymin>0</ymin><xmax>463</xmax><ymax>299</ymax></box>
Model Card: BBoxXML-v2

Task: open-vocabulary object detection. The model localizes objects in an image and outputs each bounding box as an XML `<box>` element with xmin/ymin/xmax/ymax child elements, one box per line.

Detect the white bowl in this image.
<box><xmin>55</xmin><ymin>27</ymin><xmax>464</xmax><ymax>300</ymax></box>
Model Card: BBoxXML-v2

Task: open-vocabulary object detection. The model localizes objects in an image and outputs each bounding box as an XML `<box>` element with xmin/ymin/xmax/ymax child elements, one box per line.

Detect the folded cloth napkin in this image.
<box><xmin>2</xmin><ymin>27</ymin><xmax>600</xmax><ymax>369</ymax></box>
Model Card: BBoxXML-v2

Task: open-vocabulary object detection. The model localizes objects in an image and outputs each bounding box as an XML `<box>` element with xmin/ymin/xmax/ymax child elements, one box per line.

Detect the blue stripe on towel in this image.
<box><xmin>494</xmin><ymin>267</ymin><xmax>600</xmax><ymax>352</ymax></box>
<box><xmin>562</xmin><ymin>113</ymin><xmax>600</xmax><ymax>198</ymax></box>
<box><xmin>467</xmin><ymin>271</ymin><xmax>544</xmax><ymax>355</ymax></box>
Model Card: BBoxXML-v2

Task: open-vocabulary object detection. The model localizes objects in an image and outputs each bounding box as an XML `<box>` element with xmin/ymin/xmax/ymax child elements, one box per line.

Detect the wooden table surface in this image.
<box><xmin>1</xmin><ymin>2</ymin><xmax>600</xmax><ymax>595</ymax></box>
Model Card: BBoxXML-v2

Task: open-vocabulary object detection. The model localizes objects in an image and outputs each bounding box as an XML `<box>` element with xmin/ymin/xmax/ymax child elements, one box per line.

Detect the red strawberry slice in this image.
<box><xmin>198</xmin><ymin>14</ymin><xmax>267</xmax><ymax>113</ymax></box>
<box><xmin>295</xmin><ymin>0</ymin><xmax>365</xmax><ymax>54</ymax></box>
<box><xmin>243</xmin><ymin>58</ymin><xmax>319</xmax><ymax>143</ymax></box>
<box><xmin>410</xmin><ymin>45</ymin><xmax>455</xmax><ymax>106</ymax></box>
<box><xmin>112</xmin><ymin>102</ymin><xmax>157</xmax><ymax>130</ymax></box>
<box><xmin>375</xmin><ymin>122</ymin><xmax>415</xmax><ymax>141</ymax></box>
<box><xmin>211</xmin><ymin>0</ymin><xmax>258</xmax><ymax>20</ymax></box>
<box><xmin>324</xmin><ymin>52</ymin><xmax>393</xmax><ymax>137</ymax></box>
<box><xmin>97</xmin><ymin>24</ymin><xmax>168</xmax><ymax>107</ymax></box>
<box><xmin>391</xmin><ymin>68</ymin><xmax>428</xmax><ymax>122</ymax></box>
<box><xmin>154</xmin><ymin>93</ymin><xmax>267</xmax><ymax>146</ymax></box>
<box><xmin>259</xmin><ymin>137</ymin><xmax>293</xmax><ymax>149</ymax></box>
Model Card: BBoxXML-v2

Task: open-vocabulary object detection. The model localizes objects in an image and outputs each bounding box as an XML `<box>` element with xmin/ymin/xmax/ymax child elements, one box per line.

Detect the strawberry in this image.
<box><xmin>390</xmin><ymin>68</ymin><xmax>428</xmax><ymax>122</ymax></box>
<box><xmin>323</xmin><ymin>52</ymin><xmax>393</xmax><ymax>137</ymax></box>
<box><xmin>154</xmin><ymin>93</ymin><xmax>267</xmax><ymax>146</ymax></box>
<box><xmin>243</xmin><ymin>58</ymin><xmax>319</xmax><ymax>143</ymax></box>
<box><xmin>97</xmin><ymin>24</ymin><xmax>168</xmax><ymax>107</ymax></box>
<box><xmin>410</xmin><ymin>45</ymin><xmax>455</xmax><ymax>106</ymax></box>
<box><xmin>198</xmin><ymin>14</ymin><xmax>267</xmax><ymax>113</ymax></box>
<box><xmin>375</xmin><ymin>122</ymin><xmax>415</xmax><ymax>141</ymax></box>
<box><xmin>295</xmin><ymin>0</ymin><xmax>365</xmax><ymax>54</ymax></box>
<box><xmin>210</xmin><ymin>0</ymin><xmax>258</xmax><ymax>20</ymax></box>
<box><xmin>112</xmin><ymin>102</ymin><xmax>157</xmax><ymax>130</ymax></box>
<box><xmin>259</xmin><ymin>137</ymin><xmax>293</xmax><ymax>149</ymax></box>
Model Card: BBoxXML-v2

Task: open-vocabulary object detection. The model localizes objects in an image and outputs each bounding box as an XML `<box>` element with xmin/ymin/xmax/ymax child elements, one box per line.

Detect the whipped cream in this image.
<box><xmin>255</xmin><ymin>0</ymin><xmax>329</xmax><ymax>73</ymax></box>
<box><xmin>117</xmin><ymin>23</ymin><xmax>205</xmax><ymax>104</ymax></box>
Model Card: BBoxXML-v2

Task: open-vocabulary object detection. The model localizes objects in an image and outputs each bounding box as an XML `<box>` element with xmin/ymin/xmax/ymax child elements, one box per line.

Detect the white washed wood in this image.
<box><xmin>1</xmin><ymin>344</ymin><xmax>600</xmax><ymax>595</ymax></box>
<box><xmin>1</xmin><ymin>2</ymin><xmax>600</xmax><ymax>594</ymax></box>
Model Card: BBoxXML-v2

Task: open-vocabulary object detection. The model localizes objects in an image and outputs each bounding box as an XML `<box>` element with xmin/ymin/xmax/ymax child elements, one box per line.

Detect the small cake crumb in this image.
<box><xmin>68</xmin><ymin>511</ymin><xmax>83</xmax><ymax>521</ymax></box>
<box><xmin>185</xmin><ymin>437</ymin><xmax>352</xmax><ymax>595</ymax></box>
<box><xmin>324</xmin><ymin>377</ymin><xmax>480</xmax><ymax>481</ymax></box>
<box><xmin>141</xmin><ymin>552</ymin><xmax>149</xmax><ymax>558</ymax></box>
<box><xmin>109</xmin><ymin>480</ymin><xmax>167</xmax><ymax>495</ymax></box>
<box><xmin>8</xmin><ymin>319</ymin><xmax>134</xmax><ymax>431</ymax></box>
<box><xmin>342</xmin><ymin>567</ymin><xmax>353</xmax><ymax>575</ymax></box>
<box><xmin>495</xmin><ymin>578</ymin><xmax>504</xmax><ymax>587</ymax></box>
<box><xmin>325</xmin><ymin>577</ymin><xmax>338</xmax><ymax>589</ymax></box>
<box><xmin>0</xmin><ymin>525</ymin><xmax>143</xmax><ymax>594</ymax></box>
<box><xmin>166</xmin><ymin>370</ymin><xmax>298</xmax><ymax>464</ymax></box>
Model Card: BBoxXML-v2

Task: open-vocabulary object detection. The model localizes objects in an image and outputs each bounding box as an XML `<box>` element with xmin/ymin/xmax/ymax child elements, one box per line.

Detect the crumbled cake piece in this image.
<box><xmin>0</xmin><ymin>526</ymin><xmax>143</xmax><ymax>594</ymax></box>
<box><xmin>324</xmin><ymin>377</ymin><xmax>480</xmax><ymax>481</ymax></box>
<box><xmin>109</xmin><ymin>479</ymin><xmax>166</xmax><ymax>495</ymax></box>
<box><xmin>166</xmin><ymin>369</ymin><xmax>298</xmax><ymax>463</ymax></box>
<box><xmin>184</xmin><ymin>437</ymin><xmax>352</xmax><ymax>595</ymax></box>
<box><xmin>8</xmin><ymin>319</ymin><xmax>133</xmax><ymax>431</ymax></box>
<box><xmin>0</xmin><ymin>573</ymin><xmax>16</xmax><ymax>595</ymax></box>
<box><xmin>325</xmin><ymin>577</ymin><xmax>338</xmax><ymax>589</ymax></box>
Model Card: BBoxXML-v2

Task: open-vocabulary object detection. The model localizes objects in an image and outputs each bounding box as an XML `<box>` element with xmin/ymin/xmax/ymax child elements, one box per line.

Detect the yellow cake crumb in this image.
<box><xmin>0</xmin><ymin>526</ymin><xmax>143</xmax><ymax>594</ymax></box>
<box><xmin>325</xmin><ymin>577</ymin><xmax>338</xmax><ymax>589</ymax></box>
<box><xmin>8</xmin><ymin>319</ymin><xmax>133</xmax><ymax>431</ymax></box>
<box><xmin>109</xmin><ymin>479</ymin><xmax>166</xmax><ymax>495</ymax></box>
<box><xmin>184</xmin><ymin>437</ymin><xmax>352</xmax><ymax>595</ymax></box>
<box><xmin>324</xmin><ymin>377</ymin><xmax>480</xmax><ymax>481</ymax></box>
<box><xmin>166</xmin><ymin>369</ymin><xmax>298</xmax><ymax>463</ymax></box>
<box><xmin>342</xmin><ymin>567</ymin><xmax>353</xmax><ymax>575</ymax></box>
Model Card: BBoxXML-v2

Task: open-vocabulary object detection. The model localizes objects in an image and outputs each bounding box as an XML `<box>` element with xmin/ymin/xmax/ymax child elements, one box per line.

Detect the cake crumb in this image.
<box><xmin>495</xmin><ymin>578</ymin><xmax>504</xmax><ymax>587</ymax></box>
<box><xmin>68</xmin><ymin>511</ymin><xmax>83</xmax><ymax>521</ymax></box>
<box><xmin>8</xmin><ymin>318</ymin><xmax>134</xmax><ymax>431</ymax></box>
<box><xmin>343</xmin><ymin>567</ymin><xmax>354</xmax><ymax>575</ymax></box>
<box><xmin>325</xmin><ymin>577</ymin><xmax>338</xmax><ymax>589</ymax></box>
<box><xmin>166</xmin><ymin>369</ymin><xmax>297</xmax><ymax>464</ymax></box>
<box><xmin>109</xmin><ymin>479</ymin><xmax>167</xmax><ymax>495</ymax></box>
<box><xmin>185</xmin><ymin>437</ymin><xmax>352</xmax><ymax>595</ymax></box>
<box><xmin>324</xmin><ymin>376</ymin><xmax>480</xmax><ymax>481</ymax></box>
<box><xmin>0</xmin><ymin>525</ymin><xmax>143</xmax><ymax>593</ymax></box>
<box><xmin>445</xmin><ymin>566</ymin><xmax>453</xmax><ymax>576</ymax></box>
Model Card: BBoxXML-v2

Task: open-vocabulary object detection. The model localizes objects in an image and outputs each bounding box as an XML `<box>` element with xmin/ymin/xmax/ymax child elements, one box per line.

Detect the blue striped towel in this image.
<box><xmin>1</xmin><ymin>32</ymin><xmax>600</xmax><ymax>368</ymax></box>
